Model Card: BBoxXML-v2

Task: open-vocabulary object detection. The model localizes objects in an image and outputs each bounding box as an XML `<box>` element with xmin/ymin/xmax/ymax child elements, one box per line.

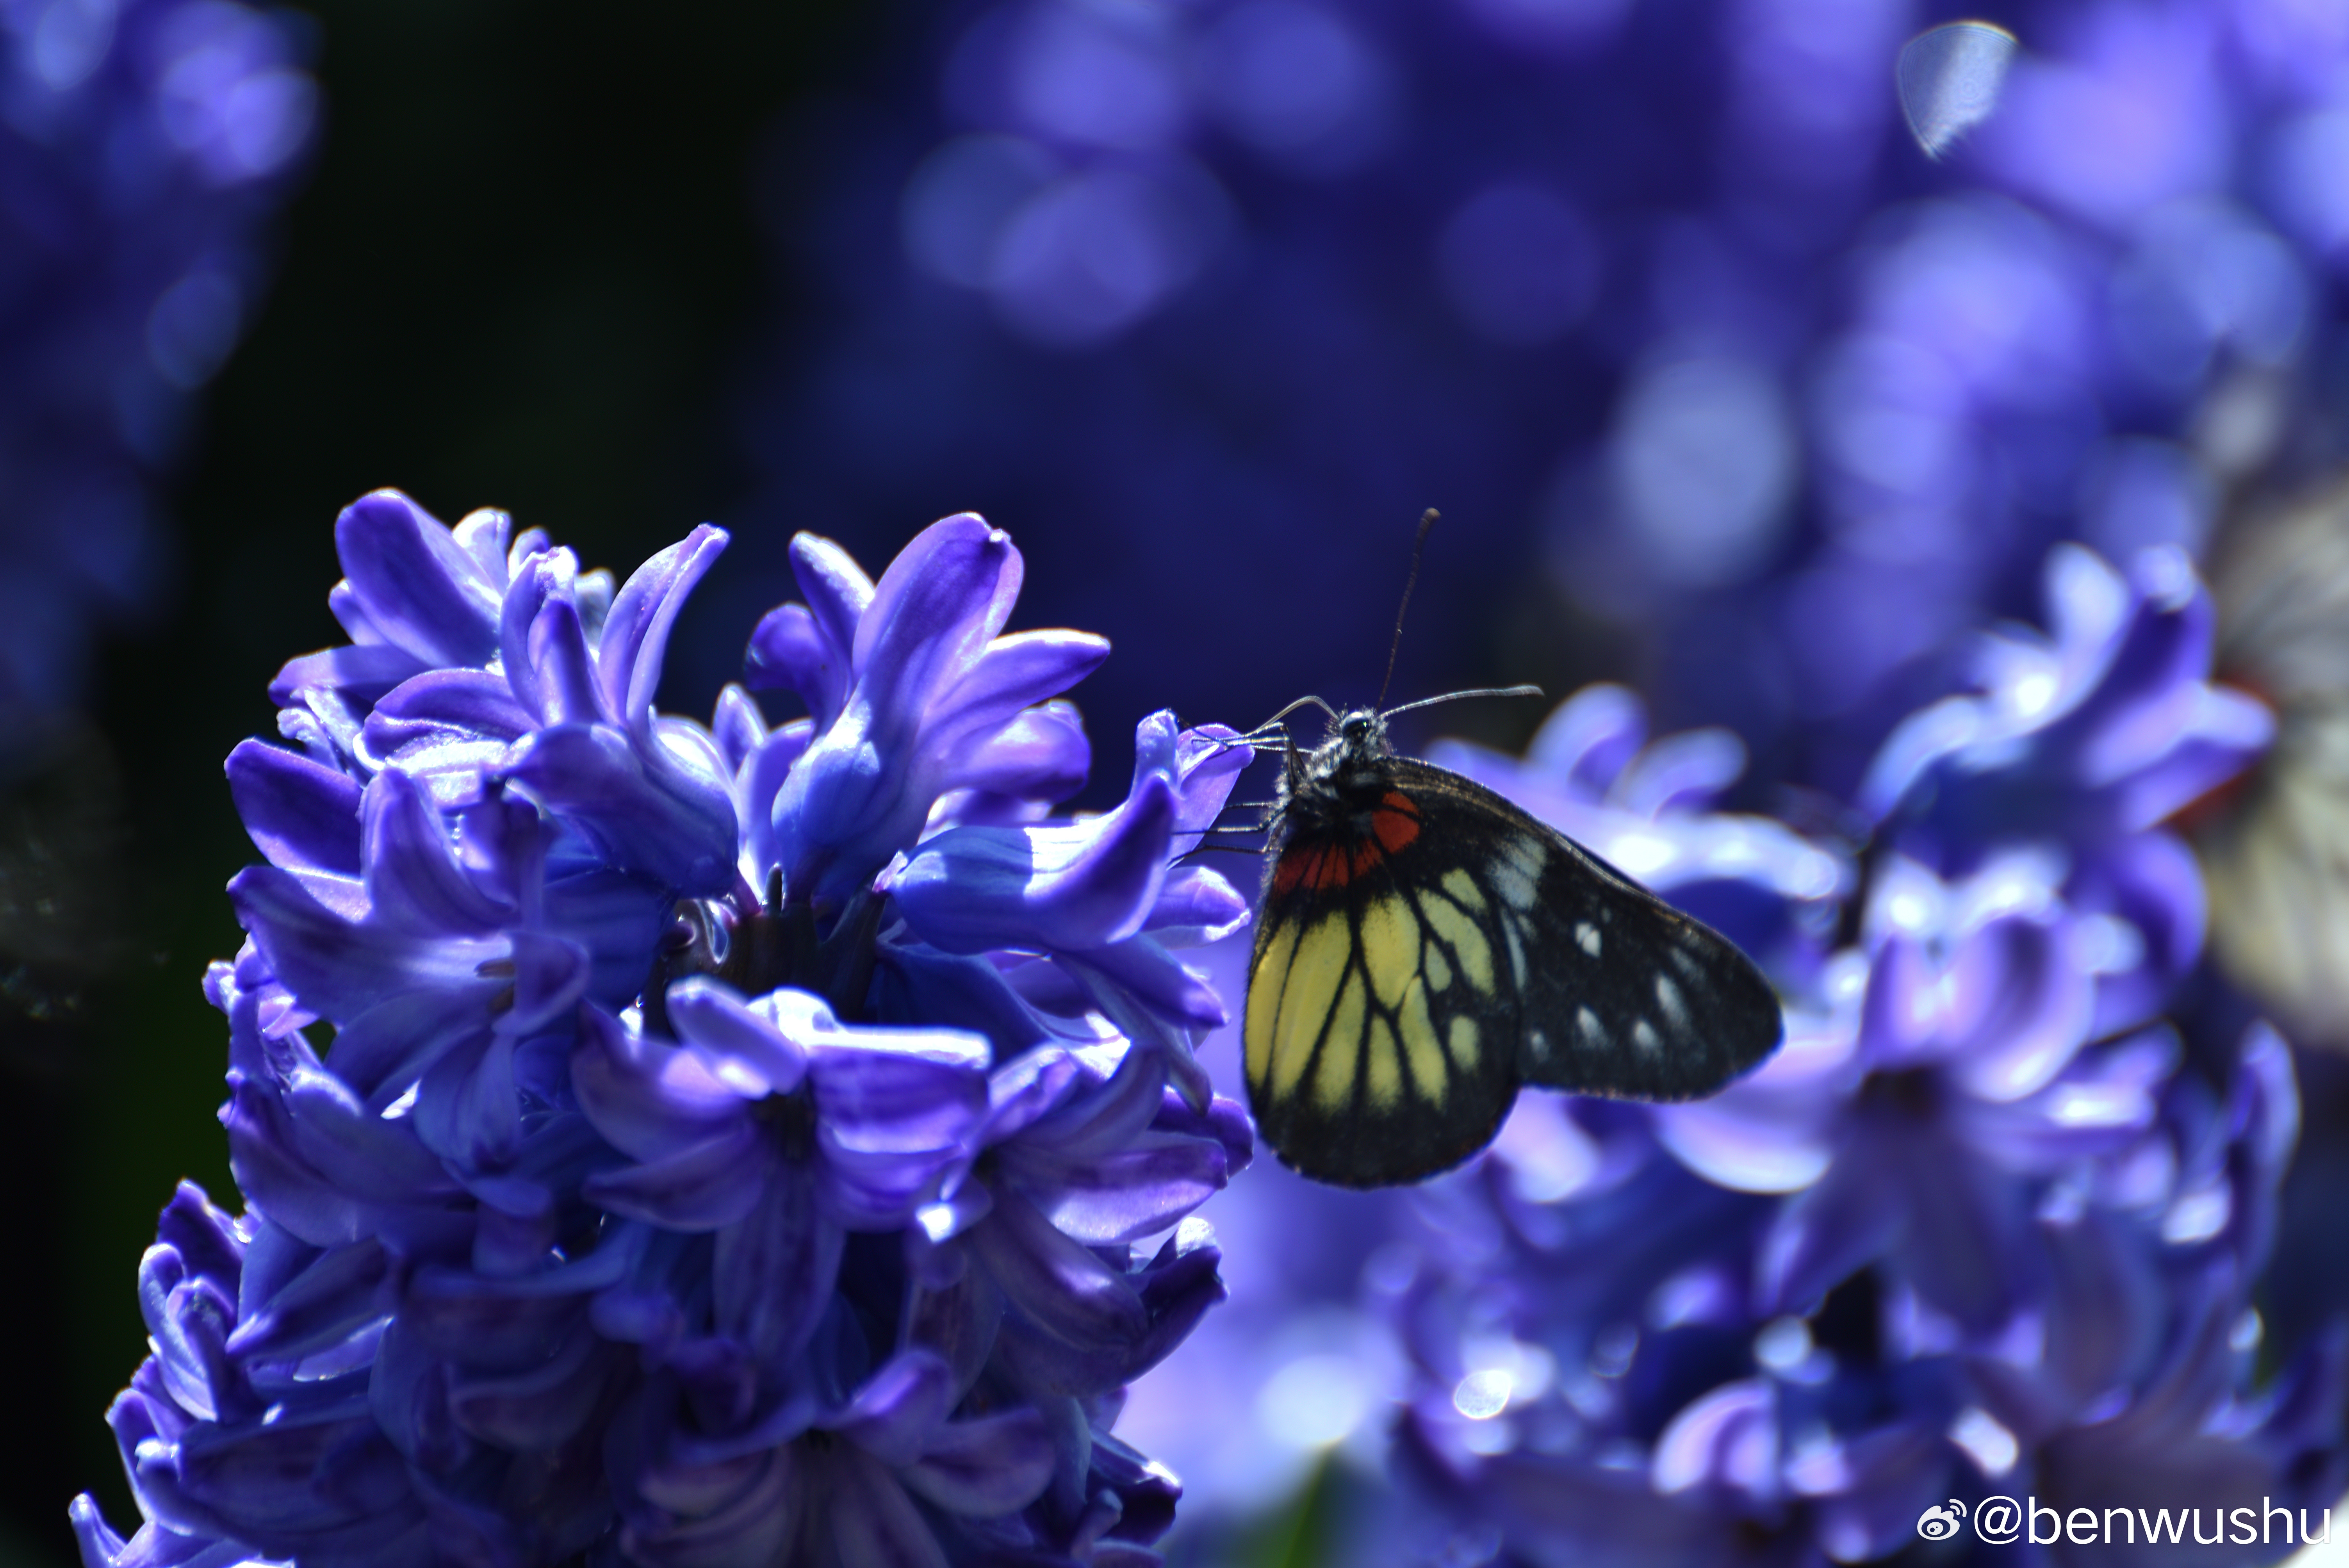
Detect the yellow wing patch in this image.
<box><xmin>1419</xmin><ymin>889</ymin><xmax>1494</xmax><ymax>992</ymax></box>
<box><xmin>1269</xmin><ymin>915</ymin><xmax>1351</xmax><ymax>1100</ymax></box>
<box><xmin>1313</xmin><ymin>971</ymin><xmax>1369</xmax><ymax>1110</ymax></box>
<box><xmin>1244</xmin><ymin>917</ymin><xmax>1300</xmax><ymax>1089</ymax></box>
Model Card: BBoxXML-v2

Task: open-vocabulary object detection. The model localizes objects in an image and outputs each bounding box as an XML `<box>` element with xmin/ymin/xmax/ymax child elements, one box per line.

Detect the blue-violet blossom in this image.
<box><xmin>72</xmin><ymin>493</ymin><xmax>1253</xmax><ymax>1568</ymax></box>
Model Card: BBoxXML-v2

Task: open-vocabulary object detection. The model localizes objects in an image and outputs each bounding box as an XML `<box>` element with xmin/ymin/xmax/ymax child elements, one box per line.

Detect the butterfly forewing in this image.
<box><xmin>1245</xmin><ymin>754</ymin><xmax>1782</xmax><ymax>1187</ymax></box>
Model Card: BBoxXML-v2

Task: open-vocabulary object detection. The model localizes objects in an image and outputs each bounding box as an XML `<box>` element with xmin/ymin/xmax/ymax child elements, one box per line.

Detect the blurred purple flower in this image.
<box><xmin>1366</xmin><ymin>547</ymin><xmax>2347</xmax><ymax>1563</ymax></box>
<box><xmin>0</xmin><ymin>0</ymin><xmax>313</xmax><ymax>756</ymax></box>
<box><xmin>77</xmin><ymin>498</ymin><xmax>1252</xmax><ymax>1567</ymax></box>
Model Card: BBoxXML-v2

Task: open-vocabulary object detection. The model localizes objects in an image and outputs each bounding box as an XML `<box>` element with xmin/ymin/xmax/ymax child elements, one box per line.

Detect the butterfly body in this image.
<box><xmin>1244</xmin><ymin>707</ymin><xmax>1784</xmax><ymax>1187</ymax></box>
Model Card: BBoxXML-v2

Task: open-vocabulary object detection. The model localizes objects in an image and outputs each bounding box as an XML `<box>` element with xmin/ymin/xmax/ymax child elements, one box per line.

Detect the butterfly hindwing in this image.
<box><xmin>1244</xmin><ymin>752</ymin><xmax>1783</xmax><ymax>1187</ymax></box>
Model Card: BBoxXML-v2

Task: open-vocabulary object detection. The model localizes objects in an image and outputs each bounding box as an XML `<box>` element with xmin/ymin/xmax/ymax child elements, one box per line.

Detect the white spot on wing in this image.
<box><xmin>1633</xmin><ymin>1019</ymin><xmax>1661</xmax><ymax>1054</ymax></box>
<box><xmin>1576</xmin><ymin>1007</ymin><xmax>1604</xmax><ymax>1049</ymax></box>
<box><xmin>1529</xmin><ymin>1028</ymin><xmax>1549</xmax><ymax>1060</ymax></box>
<box><xmin>1494</xmin><ymin>837</ymin><xmax>1547</xmax><ymax>911</ymax></box>
<box><xmin>1655</xmin><ymin>974</ymin><xmax>1688</xmax><ymax>1030</ymax></box>
<box><xmin>1505</xmin><ymin>915</ymin><xmax>1527</xmax><ymax>989</ymax></box>
<box><xmin>1576</xmin><ymin>923</ymin><xmax>1602</xmax><ymax>958</ymax></box>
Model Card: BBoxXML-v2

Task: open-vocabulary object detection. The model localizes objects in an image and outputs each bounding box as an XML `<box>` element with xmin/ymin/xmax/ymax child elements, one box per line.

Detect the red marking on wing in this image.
<box><xmin>1372</xmin><ymin>791</ymin><xmax>1422</xmax><ymax>854</ymax></box>
<box><xmin>1274</xmin><ymin>793</ymin><xmax>1421</xmax><ymax>896</ymax></box>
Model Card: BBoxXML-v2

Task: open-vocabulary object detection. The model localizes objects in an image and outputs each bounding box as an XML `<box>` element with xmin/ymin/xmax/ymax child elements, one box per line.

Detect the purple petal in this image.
<box><xmin>1058</xmin><ymin>938</ymin><xmax>1225</xmax><ymax>1030</ymax></box>
<box><xmin>230</xmin><ymin>866</ymin><xmax>506</xmax><ymax>1023</ymax></box>
<box><xmin>852</xmin><ymin>514</ymin><xmax>1022</xmax><ymax>716</ymax></box>
<box><xmin>868</xmin><ymin>944</ymin><xmax>1059</xmax><ymax>1060</ymax></box>
<box><xmin>713</xmin><ymin>1167</ymin><xmax>844</xmax><ymax>1369</ymax></box>
<box><xmin>502</xmin><ymin>722</ymin><xmax>737</xmax><ymax>896</ymax></box>
<box><xmin>825</xmin><ymin>1451</ymin><xmax>950</xmax><ymax>1568</ymax></box>
<box><xmin>832</xmin><ymin>1351</ymin><xmax>953</xmax><ymax>1469</ymax></box>
<box><xmin>979</xmin><ymin>1047</ymin><xmax>1084</xmax><ymax>1147</ymax></box>
<box><xmin>807</xmin><ymin>1042</ymin><xmax>990</xmax><ymax>1228</ymax></box>
<box><xmin>412</xmin><ymin>1031</ymin><xmax>522</xmax><ymax>1166</ymax></box>
<box><xmin>268</xmin><ymin>643</ymin><xmax>427</xmax><ymax>711</ymax></box>
<box><xmin>447</xmin><ymin>1330</ymin><xmax>618</xmax><ymax>1450</ymax></box>
<box><xmin>934</xmin><ymin>701</ymin><xmax>1090</xmax><ymax>804</ymax></box>
<box><xmin>1139</xmin><ymin>866</ymin><xmax>1248</xmax><ymax>942</ymax></box>
<box><xmin>1756</xmin><ymin>1144</ymin><xmax>1904</xmax><ymax>1318</ymax></box>
<box><xmin>1011</xmin><ymin>1133</ymin><xmax>1228</xmax><ymax>1245</ymax></box>
<box><xmin>1943</xmin><ymin>914</ymin><xmax>2094</xmax><ymax>1102</ymax></box>
<box><xmin>888</xmin><ymin>775</ymin><xmax>1176</xmax><ymax>955</ymax></box>
<box><xmin>710</xmin><ymin>684</ymin><xmax>765</xmax><ymax>773</ymax></box>
<box><xmin>789</xmin><ymin>531</ymin><xmax>875</xmax><ymax>667</ymax></box>
<box><xmin>1652</xmin><ymin>1010</ymin><xmax>1855</xmax><ymax>1192</ymax></box>
<box><xmin>227</xmin><ymin>740</ymin><xmax>363</xmax><ymax>878</ymax></box>
<box><xmin>901</xmin><ymin>1409</ymin><xmax>1055</xmax><ymax>1516</ymax></box>
<box><xmin>1650</xmin><ymin>1378</ymin><xmax>1775</xmax><ymax>1496</ymax></box>
<box><xmin>598</xmin><ymin>526</ymin><xmax>728</xmax><ymax>736</ymax></box>
<box><xmin>1609</xmin><ymin>728</ymin><xmax>1746</xmax><ymax>816</ymax></box>
<box><xmin>1172</xmin><ymin>722</ymin><xmax>1253</xmax><ymax>835</ymax></box>
<box><xmin>526</xmin><ymin>593</ymin><xmax>607</xmax><ymax>726</ymax></box>
<box><xmin>739</xmin><ymin>719</ymin><xmax>814</xmax><ymax>884</ymax></box>
<box><xmin>321</xmin><ymin>988</ymin><xmax>496</xmax><ymax>1101</ymax></box>
<box><xmin>744</xmin><ymin>601</ymin><xmax>845</xmax><ymax>723</ymax></box>
<box><xmin>2060</xmin><ymin>546</ymin><xmax>2213</xmax><ymax>784</ymax></box>
<box><xmin>2112</xmin><ymin>684</ymin><xmax>2273</xmax><ymax>830</ymax></box>
<box><xmin>925</xmin><ymin>631</ymin><xmax>1111</xmax><ymax>760</ymax></box>
<box><xmin>333</xmin><ymin>491</ymin><xmax>502</xmax><ymax>669</ymax></box>
<box><xmin>967</xmin><ymin>1184</ymin><xmax>1145</xmax><ymax>1353</ymax></box>
<box><xmin>1526</xmin><ymin>682</ymin><xmax>1648</xmax><ymax>796</ymax></box>
<box><xmin>572</xmin><ymin>1006</ymin><xmax>754</xmax><ymax>1160</ymax></box>
<box><xmin>360</xmin><ymin>770</ymin><xmax>516</xmax><ymax>936</ymax></box>
<box><xmin>226</xmin><ymin>1238</ymin><xmax>391</xmax><ymax>1362</ymax></box>
<box><xmin>362</xmin><ymin>670</ymin><xmax>536</xmax><ymax>768</ymax></box>
<box><xmin>667</xmin><ymin>979</ymin><xmax>809</xmax><ymax>1098</ymax></box>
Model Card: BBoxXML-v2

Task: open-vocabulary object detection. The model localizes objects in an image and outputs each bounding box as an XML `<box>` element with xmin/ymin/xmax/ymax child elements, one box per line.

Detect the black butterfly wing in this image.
<box><xmin>1243</xmin><ymin>756</ymin><xmax>1783</xmax><ymax>1187</ymax></box>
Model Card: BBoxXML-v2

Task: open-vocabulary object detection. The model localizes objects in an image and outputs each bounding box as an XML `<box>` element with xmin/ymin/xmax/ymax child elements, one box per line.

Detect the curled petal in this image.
<box><xmin>362</xmin><ymin>670</ymin><xmax>535</xmax><ymax>769</ymax></box>
<box><xmin>667</xmin><ymin>979</ymin><xmax>809</xmax><ymax>1098</ymax></box>
<box><xmin>967</xmin><ymin>1185</ymin><xmax>1144</xmax><ymax>1354</ymax></box>
<box><xmin>599</xmin><ymin>525</ymin><xmax>729</xmax><ymax>736</ymax></box>
<box><xmin>853</xmin><ymin>514</ymin><xmax>1021</xmax><ymax>714</ymax></box>
<box><xmin>934</xmin><ymin>701</ymin><xmax>1090</xmax><ymax>805</ymax></box>
<box><xmin>227</xmin><ymin>741</ymin><xmax>362</xmax><ymax>879</ymax></box>
<box><xmin>333</xmin><ymin>491</ymin><xmax>502</xmax><ymax>670</ymax></box>
<box><xmin>888</xmin><ymin>775</ymin><xmax>1176</xmax><ymax>955</ymax></box>
<box><xmin>503</xmin><ymin>723</ymin><xmax>738</xmax><ymax>896</ymax></box>
<box><xmin>790</xmin><ymin>531</ymin><xmax>876</xmax><ymax>668</ymax></box>
<box><xmin>925</xmin><ymin>631</ymin><xmax>1112</xmax><ymax>762</ymax></box>
<box><xmin>360</xmin><ymin>770</ymin><xmax>515</xmax><ymax>937</ymax></box>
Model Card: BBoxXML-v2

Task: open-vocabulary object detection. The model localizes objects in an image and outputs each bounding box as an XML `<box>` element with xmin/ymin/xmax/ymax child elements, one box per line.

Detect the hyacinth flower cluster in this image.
<box><xmin>0</xmin><ymin>0</ymin><xmax>313</xmax><ymax>759</ymax></box>
<box><xmin>1380</xmin><ymin>542</ymin><xmax>2349</xmax><ymax>1565</ymax></box>
<box><xmin>70</xmin><ymin>492</ymin><xmax>1260</xmax><ymax>1568</ymax></box>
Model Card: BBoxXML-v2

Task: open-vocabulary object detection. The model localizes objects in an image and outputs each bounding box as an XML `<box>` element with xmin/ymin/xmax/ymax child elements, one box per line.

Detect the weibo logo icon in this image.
<box><xmin>1917</xmin><ymin>1500</ymin><xmax>1967</xmax><ymax>1540</ymax></box>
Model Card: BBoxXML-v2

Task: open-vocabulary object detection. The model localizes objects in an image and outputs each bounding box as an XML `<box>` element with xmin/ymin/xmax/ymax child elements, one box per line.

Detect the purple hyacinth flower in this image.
<box><xmin>81</xmin><ymin>499</ymin><xmax>1249</xmax><ymax>1566</ymax></box>
<box><xmin>1864</xmin><ymin>545</ymin><xmax>2274</xmax><ymax>863</ymax></box>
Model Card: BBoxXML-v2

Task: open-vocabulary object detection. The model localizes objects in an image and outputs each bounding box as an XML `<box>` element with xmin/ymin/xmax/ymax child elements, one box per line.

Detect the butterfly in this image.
<box><xmin>1242</xmin><ymin>702</ymin><xmax>1785</xmax><ymax>1187</ymax></box>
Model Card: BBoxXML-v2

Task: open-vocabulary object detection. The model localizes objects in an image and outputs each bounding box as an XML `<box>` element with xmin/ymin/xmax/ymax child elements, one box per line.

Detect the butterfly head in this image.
<box><xmin>1273</xmin><ymin>705</ymin><xmax>1395</xmax><ymax>825</ymax></box>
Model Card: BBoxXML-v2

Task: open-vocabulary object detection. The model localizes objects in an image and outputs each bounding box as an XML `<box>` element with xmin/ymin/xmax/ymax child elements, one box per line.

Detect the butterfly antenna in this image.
<box><xmin>1253</xmin><ymin>694</ymin><xmax>1339</xmax><ymax>735</ymax></box>
<box><xmin>1381</xmin><ymin>684</ymin><xmax>1545</xmax><ymax>720</ymax></box>
<box><xmin>1377</xmin><ymin>508</ymin><xmax>1441</xmax><ymax>711</ymax></box>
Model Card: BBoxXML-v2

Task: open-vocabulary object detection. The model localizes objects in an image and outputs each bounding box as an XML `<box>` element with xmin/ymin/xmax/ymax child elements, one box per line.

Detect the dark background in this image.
<box><xmin>0</xmin><ymin>2</ymin><xmax>891</xmax><ymax>1557</ymax></box>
